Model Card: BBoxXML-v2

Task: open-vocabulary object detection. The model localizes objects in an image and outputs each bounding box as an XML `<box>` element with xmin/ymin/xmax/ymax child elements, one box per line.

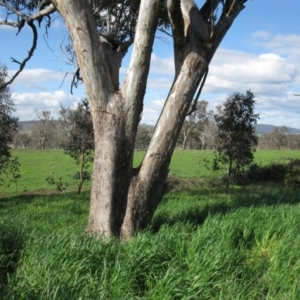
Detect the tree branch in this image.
<box><xmin>117</xmin><ymin>38</ymin><xmax>134</xmax><ymax>56</ymax></box>
<box><xmin>187</xmin><ymin>66</ymin><xmax>209</xmax><ymax>116</ymax></box>
<box><xmin>51</xmin><ymin>0</ymin><xmax>114</xmax><ymax>105</ymax></box>
<box><xmin>157</xmin><ymin>27</ymin><xmax>173</xmax><ymax>38</ymax></box>
<box><xmin>122</xmin><ymin>0</ymin><xmax>161</xmax><ymax>129</ymax></box>
<box><xmin>200</xmin><ymin>0</ymin><xmax>221</xmax><ymax>20</ymax></box>
<box><xmin>0</xmin><ymin>2</ymin><xmax>57</xmax><ymax>88</ymax></box>
<box><xmin>0</xmin><ymin>2</ymin><xmax>56</xmax><ymax>22</ymax></box>
<box><xmin>28</xmin><ymin>4</ymin><xmax>56</xmax><ymax>22</ymax></box>
<box><xmin>0</xmin><ymin>21</ymin><xmax>37</xmax><ymax>89</ymax></box>
<box><xmin>71</xmin><ymin>68</ymin><xmax>82</xmax><ymax>94</ymax></box>
<box><xmin>181</xmin><ymin>0</ymin><xmax>210</xmax><ymax>42</ymax></box>
<box><xmin>0</xmin><ymin>19</ymin><xmax>19</xmax><ymax>28</ymax></box>
<box><xmin>211</xmin><ymin>0</ymin><xmax>246</xmax><ymax>46</ymax></box>
<box><xmin>0</xmin><ymin>1</ymin><xmax>27</xmax><ymax>18</ymax></box>
<box><xmin>167</xmin><ymin>0</ymin><xmax>184</xmax><ymax>76</ymax></box>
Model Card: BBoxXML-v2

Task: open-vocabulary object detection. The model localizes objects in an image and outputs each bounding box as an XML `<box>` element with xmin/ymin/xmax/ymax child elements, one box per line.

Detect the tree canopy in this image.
<box><xmin>59</xmin><ymin>99</ymin><xmax>94</xmax><ymax>194</ymax></box>
<box><xmin>0</xmin><ymin>63</ymin><xmax>19</xmax><ymax>188</ymax></box>
<box><xmin>213</xmin><ymin>90</ymin><xmax>259</xmax><ymax>192</ymax></box>
<box><xmin>0</xmin><ymin>63</ymin><xmax>18</xmax><ymax>170</ymax></box>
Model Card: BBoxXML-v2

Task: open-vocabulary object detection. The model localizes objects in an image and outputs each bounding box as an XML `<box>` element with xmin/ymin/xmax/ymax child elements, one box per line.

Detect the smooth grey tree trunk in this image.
<box><xmin>51</xmin><ymin>0</ymin><xmax>247</xmax><ymax>238</ymax></box>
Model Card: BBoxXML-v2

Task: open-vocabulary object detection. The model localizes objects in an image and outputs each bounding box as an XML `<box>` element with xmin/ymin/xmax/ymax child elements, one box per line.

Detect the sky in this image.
<box><xmin>1</xmin><ymin>0</ymin><xmax>300</xmax><ymax>128</ymax></box>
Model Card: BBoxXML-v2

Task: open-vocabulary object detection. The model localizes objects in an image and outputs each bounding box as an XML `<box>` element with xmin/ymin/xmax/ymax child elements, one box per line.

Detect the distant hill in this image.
<box><xmin>18</xmin><ymin>121</ymin><xmax>39</xmax><ymax>134</ymax></box>
<box><xmin>18</xmin><ymin>120</ymin><xmax>58</xmax><ymax>134</ymax></box>
<box><xmin>18</xmin><ymin>121</ymin><xmax>300</xmax><ymax>135</ymax></box>
<box><xmin>255</xmin><ymin>124</ymin><xmax>300</xmax><ymax>135</ymax></box>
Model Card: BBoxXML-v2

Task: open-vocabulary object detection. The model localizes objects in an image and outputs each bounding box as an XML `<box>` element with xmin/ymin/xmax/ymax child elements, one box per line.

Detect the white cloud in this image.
<box><xmin>200</xmin><ymin>45</ymin><xmax>300</xmax><ymax>128</ymax></box>
<box><xmin>147</xmin><ymin>77</ymin><xmax>173</xmax><ymax>89</ymax></box>
<box><xmin>208</xmin><ymin>50</ymin><xmax>297</xmax><ymax>88</ymax></box>
<box><xmin>251</xmin><ymin>32</ymin><xmax>300</xmax><ymax>60</ymax></box>
<box><xmin>11</xmin><ymin>90</ymin><xmax>80</xmax><ymax>121</ymax></box>
<box><xmin>251</xmin><ymin>31</ymin><xmax>271</xmax><ymax>40</ymax></box>
<box><xmin>9</xmin><ymin>69</ymin><xmax>70</xmax><ymax>87</ymax></box>
<box><xmin>141</xmin><ymin>99</ymin><xmax>164</xmax><ymax>124</ymax></box>
<box><xmin>51</xmin><ymin>18</ymin><xmax>63</xmax><ymax>29</ymax></box>
<box><xmin>149</xmin><ymin>54</ymin><xmax>175</xmax><ymax>75</ymax></box>
<box><xmin>146</xmin><ymin>40</ymin><xmax>300</xmax><ymax>128</ymax></box>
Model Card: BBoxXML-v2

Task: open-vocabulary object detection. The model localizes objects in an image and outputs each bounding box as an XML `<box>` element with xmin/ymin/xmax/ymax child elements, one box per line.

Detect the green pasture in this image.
<box><xmin>0</xmin><ymin>149</ymin><xmax>300</xmax><ymax>298</ymax></box>
<box><xmin>1</xmin><ymin>149</ymin><xmax>299</xmax><ymax>195</ymax></box>
<box><xmin>1</xmin><ymin>181</ymin><xmax>300</xmax><ymax>298</ymax></box>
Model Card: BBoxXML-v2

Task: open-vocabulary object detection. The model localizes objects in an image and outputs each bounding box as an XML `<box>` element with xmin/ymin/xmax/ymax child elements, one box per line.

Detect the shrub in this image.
<box><xmin>46</xmin><ymin>174</ymin><xmax>68</xmax><ymax>192</ymax></box>
<box><xmin>232</xmin><ymin>159</ymin><xmax>300</xmax><ymax>186</ymax></box>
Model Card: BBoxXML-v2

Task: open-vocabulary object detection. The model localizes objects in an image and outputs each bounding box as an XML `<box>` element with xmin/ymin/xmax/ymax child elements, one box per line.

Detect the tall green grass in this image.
<box><xmin>1</xmin><ymin>182</ymin><xmax>300</xmax><ymax>299</ymax></box>
<box><xmin>1</xmin><ymin>149</ymin><xmax>299</xmax><ymax>298</ymax></box>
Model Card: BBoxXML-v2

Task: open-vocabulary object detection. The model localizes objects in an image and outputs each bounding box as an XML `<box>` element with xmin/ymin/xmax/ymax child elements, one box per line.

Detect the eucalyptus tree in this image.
<box><xmin>0</xmin><ymin>63</ymin><xmax>18</xmax><ymax>177</ymax></box>
<box><xmin>135</xmin><ymin>124</ymin><xmax>154</xmax><ymax>150</ymax></box>
<box><xmin>213</xmin><ymin>90</ymin><xmax>259</xmax><ymax>193</ymax></box>
<box><xmin>0</xmin><ymin>0</ymin><xmax>249</xmax><ymax>238</ymax></box>
<box><xmin>269</xmin><ymin>126</ymin><xmax>289</xmax><ymax>150</ymax></box>
<box><xmin>59</xmin><ymin>99</ymin><xmax>94</xmax><ymax>194</ymax></box>
<box><xmin>13</xmin><ymin>132</ymin><xmax>32</xmax><ymax>150</ymax></box>
<box><xmin>32</xmin><ymin>110</ymin><xmax>55</xmax><ymax>150</ymax></box>
<box><xmin>180</xmin><ymin>100</ymin><xmax>209</xmax><ymax>149</ymax></box>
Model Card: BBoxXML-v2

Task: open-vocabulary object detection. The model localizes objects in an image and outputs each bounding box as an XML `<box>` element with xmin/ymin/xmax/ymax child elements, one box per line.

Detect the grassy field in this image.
<box><xmin>0</xmin><ymin>149</ymin><xmax>300</xmax><ymax>299</ymax></box>
<box><xmin>0</xmin><ymin>149</ymin><xmax>299</xmax><ymax>194</ymax></box>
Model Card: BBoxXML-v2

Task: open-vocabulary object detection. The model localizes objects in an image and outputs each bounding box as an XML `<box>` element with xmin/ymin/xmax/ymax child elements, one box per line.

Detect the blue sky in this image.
<box><xmin>1</xmin><ymin>0</ymin><xmax>300</xmax><ymax>128</ymax></box>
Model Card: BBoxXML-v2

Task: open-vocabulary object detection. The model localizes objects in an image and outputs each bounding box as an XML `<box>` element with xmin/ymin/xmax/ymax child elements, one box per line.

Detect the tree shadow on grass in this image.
<box><xmin>151</xmin><ymin>201</ymin><xmax>230</xmax><ymax>233</ymax></box>
<box><xmin>231</xmin><ymin>185</ymin><xmax>300</xmax><ymax>207</ymax></box>
<box><xmin>151</xmin><ymin>183</ymin><xmax>300</xmax><ymax>233</ymax></box>
<box><xmin>0</xmin><ymin>223</ymin><xmax>27</xmax><ymax>296</ymax></box>
<box><xmin>0</xmin><ymin>193</ymin><xmax>37</xmax><ymax>208</ymax></box>
<box><xmin>0</xmin><ymin>190</ymin><xmax>90</xmax><ymax>209</ymax></box>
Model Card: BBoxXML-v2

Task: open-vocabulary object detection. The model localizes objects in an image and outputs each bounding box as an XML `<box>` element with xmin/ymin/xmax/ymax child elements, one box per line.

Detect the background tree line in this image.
<box><xmin>12</xmin><ymin>106</ymin><xmax>300</xmax><ymax>151</ymax></box>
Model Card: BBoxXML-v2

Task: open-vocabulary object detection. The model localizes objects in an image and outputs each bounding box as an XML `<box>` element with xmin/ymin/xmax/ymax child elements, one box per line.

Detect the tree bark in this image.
<box><xmin>88</xmin><ymin>107</ymin><xmax>132</xmax><ymax>236</ymax></box>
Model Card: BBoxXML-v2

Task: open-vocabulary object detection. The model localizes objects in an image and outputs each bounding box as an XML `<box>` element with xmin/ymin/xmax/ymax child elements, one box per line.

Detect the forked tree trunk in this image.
<box><xmin>121</xmin><ymin>53</ymin><xmax>207</xmax><ymax>236</ymax></box>
<box><xmin>51</xmin><ymin>0</ymin><xmax>247</xmax><ymax>238</ymax></box>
